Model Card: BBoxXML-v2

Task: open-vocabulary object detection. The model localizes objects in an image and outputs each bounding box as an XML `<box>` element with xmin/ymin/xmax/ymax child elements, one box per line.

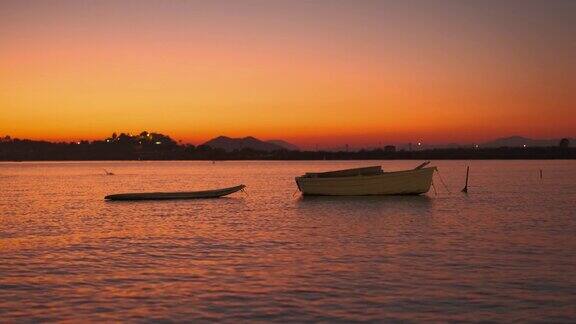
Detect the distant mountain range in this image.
<box><xmin>481</xmin><ymin>136</ymin><xmax>573</xmax><ymax>148</ymax></box>
<box><xmin>202</xmin><ymin>136</ymin><xmax>299</xmax><ymax>152</ymax></box>
<box><xmin>266</xmin><ymin>139</ymin><xmax>300</xmax><ymax>151</ymax></box>
<box><xmin>201</xmin><ymin>135</ymin><xmax>571</xmax><ymax>152</ymax></box>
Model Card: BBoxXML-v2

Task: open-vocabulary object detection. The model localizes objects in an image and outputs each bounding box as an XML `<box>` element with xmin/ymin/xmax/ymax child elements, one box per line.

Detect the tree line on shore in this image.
<box><xmin>0</xmin><ymin>132</ymin><xmax>573</xmax><ymax>161</ymax></box>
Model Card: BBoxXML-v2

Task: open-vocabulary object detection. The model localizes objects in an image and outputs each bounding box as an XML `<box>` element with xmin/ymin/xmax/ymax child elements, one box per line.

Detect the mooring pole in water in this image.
<box><xmin>462</xmin><ymin>166</ymin><xmax>469</xmax><ymax>193</ymax></box>
<box><xmin>540</xmin><ymin>169</ymin><xmax>543</xmax><ymax>180</ymax></box>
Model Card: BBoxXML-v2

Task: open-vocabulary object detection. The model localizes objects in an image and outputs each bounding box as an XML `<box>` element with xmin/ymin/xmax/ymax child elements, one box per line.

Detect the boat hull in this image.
<box><xmin>296</xmin><ymin>167</ymin><xmax>435</xmax><ymax>196</ymax></box>
<box><xmin>105</xmin><ymin>185</ymin><xmax>245</xmax><ymax>201</ymax></box>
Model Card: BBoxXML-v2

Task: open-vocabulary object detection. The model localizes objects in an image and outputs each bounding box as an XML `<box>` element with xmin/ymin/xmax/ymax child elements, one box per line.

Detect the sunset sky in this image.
<box><xmin>1</xmin><ymin>0</ymin><xmax>574</xmax><ymax>148</ymax></box>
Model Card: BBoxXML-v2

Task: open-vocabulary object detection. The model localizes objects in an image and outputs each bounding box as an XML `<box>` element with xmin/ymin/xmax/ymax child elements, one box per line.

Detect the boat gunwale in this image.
<box><xmin>295</xmin><ymin>166</ymin><xmax>436</xmax><ymax>182</ymax></box>
<box><xmin>303</xmin><ymin>165</ymin><xmax>383</xmax><ymax>178</ymax></box>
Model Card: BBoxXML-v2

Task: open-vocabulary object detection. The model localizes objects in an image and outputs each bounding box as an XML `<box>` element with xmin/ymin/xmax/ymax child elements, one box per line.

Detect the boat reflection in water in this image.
<box><xmin>295</xmin><ymin>194</ymin><xmax>433</xmax><ymax>219</ymax></box>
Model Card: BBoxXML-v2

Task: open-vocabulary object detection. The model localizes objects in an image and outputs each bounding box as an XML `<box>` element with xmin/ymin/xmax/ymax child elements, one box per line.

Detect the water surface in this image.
<box><xmin>1</xmin><ymin>160</ymin><xmax>575</xmax><ymax>322</ymax></box>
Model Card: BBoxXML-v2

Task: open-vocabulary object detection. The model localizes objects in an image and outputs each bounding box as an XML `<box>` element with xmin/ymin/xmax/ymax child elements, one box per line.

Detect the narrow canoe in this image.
<box><xmin>105</xmin><ymin>184</ymin><xmax>246</xmax><ymax>201</ymax></box>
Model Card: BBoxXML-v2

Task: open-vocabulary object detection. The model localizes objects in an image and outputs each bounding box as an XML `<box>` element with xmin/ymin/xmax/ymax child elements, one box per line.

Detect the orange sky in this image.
<box><xmin>1</xmin><ymin>1</ymin><xmax>574</xmax><ymax>149</ymax></box>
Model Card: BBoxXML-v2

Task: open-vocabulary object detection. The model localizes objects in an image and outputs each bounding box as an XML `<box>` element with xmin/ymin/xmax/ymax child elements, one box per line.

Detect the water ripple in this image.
<box><xmin>1</xmin><ymin>160</ymin><xmax>575</xmax><ymax>321</ymax></box>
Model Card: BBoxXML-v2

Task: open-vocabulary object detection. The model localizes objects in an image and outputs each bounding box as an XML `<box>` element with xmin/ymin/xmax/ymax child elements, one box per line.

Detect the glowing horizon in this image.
<box><xmin>1</xmin><ymin>1</ymin><xmax>574</xmax><ymax>149</ymax></box>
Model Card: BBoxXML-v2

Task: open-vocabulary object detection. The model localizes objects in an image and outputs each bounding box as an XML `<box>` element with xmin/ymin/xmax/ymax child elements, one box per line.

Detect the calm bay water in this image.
<box><xmin>1</xmin><ymin>160</ymin><xmax>575</xmax><ymax>322</ymax></box>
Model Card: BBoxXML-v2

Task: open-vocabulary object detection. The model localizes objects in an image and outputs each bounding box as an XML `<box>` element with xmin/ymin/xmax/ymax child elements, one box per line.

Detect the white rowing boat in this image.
<box><xmin>295</xmin><ymin>163</ymin><xmax>435</xmax><ymax>196</ymax></box>
<box><xmin>105</xmin><ymin>184</ymin><xmax>246</xmax><ymax>201</ymax></box>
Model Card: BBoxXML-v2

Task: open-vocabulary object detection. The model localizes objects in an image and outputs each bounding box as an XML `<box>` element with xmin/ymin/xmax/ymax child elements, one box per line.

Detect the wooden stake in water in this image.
<box><xmin>540</xmin><ymin>169</ymin><xmax>543</xmax><ymax>180</ymax></box>
<box><xmin>462</xmin><ymin>166</ymin><xmax>469</xmax><ymax>193</ymax></box>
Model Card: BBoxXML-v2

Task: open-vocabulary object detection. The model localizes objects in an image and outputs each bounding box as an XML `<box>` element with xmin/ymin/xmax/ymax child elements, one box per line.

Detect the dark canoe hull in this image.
<box><xmin>105</xmin><ymin>185</ymin><xmax>245</xmax><ymax>201</ymax></box>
